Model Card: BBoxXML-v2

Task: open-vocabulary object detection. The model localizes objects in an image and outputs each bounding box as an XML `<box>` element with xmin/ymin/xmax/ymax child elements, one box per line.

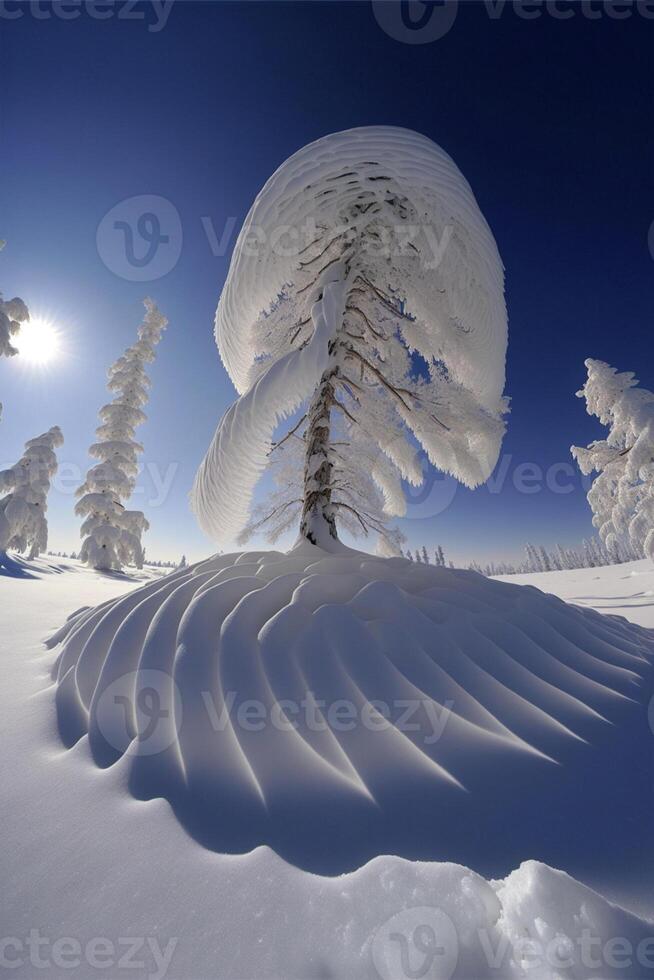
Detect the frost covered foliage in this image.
<box><xmin>76</xmin><ymin>299</ymin><xmax>167</xmax><ymax>571</ymax></box>
<box><xmin>0</xmin><ymin>426</ymin><xmax>63</xmax><ymax>559</ymax></box>
<box><xmin>0</xmin><ymin>242</ymin><xmax>30</xmax><ymax>358</ymax></box>
<box><xmin>572</xmin><ymin>359</ymin><xmax>654</xmax><ymax>561</ymax></box>
<box><xmin>192</xmin><ymin>127</ymin><xmax>508</xmax><ymax>552</ymax></box>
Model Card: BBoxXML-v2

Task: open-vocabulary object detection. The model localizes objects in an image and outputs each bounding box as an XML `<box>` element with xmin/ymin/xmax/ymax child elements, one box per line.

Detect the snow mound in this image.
<box><xmin>326</xmin><ymin>859</ymin><xmax>654</xmax><ymax>980</ymax></box>
<box><xmin>48</xmin><ymin>546</ymin><xmax>654</xmax><ymax>873</ymax></box>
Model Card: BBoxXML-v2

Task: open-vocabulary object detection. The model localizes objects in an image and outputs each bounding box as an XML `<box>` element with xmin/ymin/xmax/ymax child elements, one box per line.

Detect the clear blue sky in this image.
<box><xmin>1</xmin><ymin>1</ymin><xmax>652</xmax><ymax>565</ymax></box>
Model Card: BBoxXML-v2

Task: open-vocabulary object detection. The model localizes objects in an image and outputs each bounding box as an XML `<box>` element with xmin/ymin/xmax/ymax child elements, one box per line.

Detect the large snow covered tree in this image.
<box><xmin>192</xmin><ymin>126</ymin><xmax>508</xmax><ymax>553</ymax></box>
<box><xmin>0</xmin><ymin>426</ymin><xmax>63</xmax><ymax>560</ymax></box>
<box><xmin>75</xmin><ymin>299</ymin><xmax>168</xmax><ymax>571</ymax></box>
<box><xmin>572</xmin><ymin>358</ymin><xmax>653</xmax><ymax>560</ymax></box>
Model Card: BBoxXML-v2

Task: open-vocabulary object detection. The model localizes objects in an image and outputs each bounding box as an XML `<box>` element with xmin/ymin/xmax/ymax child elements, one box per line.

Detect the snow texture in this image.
<box><xmin>0</xmin><ymin>425</ymin><xmax>63</xmax><ymax>560</ymax></box>
<box><xmin>75</xmin><ymin>298</ymin><xmax>167</xmax><ymax>571</ymax></box>
<box><xmin>192</xmin><ymin>127</ymin><xmax>508</xmax><ymax>547</ymax></box>
<box><xmin>49</xmin><ymin>544</ymin><xmax>653</xmax><ymax>876</ymax></box>
<box><xmin>0</xmin><ymin>557</ymin><xmax>652</xmax><ymax>978</ymax></box>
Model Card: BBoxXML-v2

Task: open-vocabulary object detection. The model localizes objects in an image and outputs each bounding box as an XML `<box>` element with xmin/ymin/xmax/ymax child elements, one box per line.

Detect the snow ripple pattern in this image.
<box><xmin>49</xmin><ymin>548</ymin><xmax>654</xmax><ymax>865</ymax></box>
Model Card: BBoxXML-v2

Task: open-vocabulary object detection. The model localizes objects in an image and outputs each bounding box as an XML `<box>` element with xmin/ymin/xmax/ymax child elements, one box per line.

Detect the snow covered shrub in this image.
<box><xmin>572</xmin><ymin>358</ymin><xmax>654</xmax><ymax>560</ymax></box>
<box><xmin>76</xmin><ymin>298</ymin><xmax>168</xmax><ymax>571</ymax></box>
<box><xmin>1</xmin><ymin>242</ymin><xmax>30</xmax><ymax>359</ymax></box>
<box><xmin>0</xmin><ymin>426</ymin><xmax>63</xmax><ymax>559</ymax></box>
<box><xmin>192</xmin><ymin>126</ymin><xmax>508</xmax><ymax>553</ymax></box>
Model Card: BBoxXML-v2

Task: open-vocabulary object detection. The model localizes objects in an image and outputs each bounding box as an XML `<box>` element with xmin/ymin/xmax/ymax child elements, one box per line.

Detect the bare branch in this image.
<box><xmin>332</xmin><ymin>501</ymin><xmax>369</xmax><ymax>535</ymax></box>
<box><xmin>332</xmin><ymin>398</ymin><xmax>360</xmax><ymax>426</ymax></box>
<box><xmin>269</xmin><ymin>413</ymin><xmax>307</xmax><ymax>454</ymax></box>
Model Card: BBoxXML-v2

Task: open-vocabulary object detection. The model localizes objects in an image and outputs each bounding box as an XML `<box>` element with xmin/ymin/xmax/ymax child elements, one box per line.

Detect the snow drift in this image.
<box><xmin>48</xmin><ymin>545</ymin><xmax>654</xmax><ymax>875</ymax></box>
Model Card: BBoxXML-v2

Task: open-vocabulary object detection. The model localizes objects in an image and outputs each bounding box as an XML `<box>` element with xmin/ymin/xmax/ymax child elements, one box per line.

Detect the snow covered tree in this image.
<box><xmin>421</xmin><ymin>545</ymin><xmax>430</xmax><ymax>564</ymax></box>
<box><xmin>572</xmin><ymin>359</ymin><xmax>654</xmax><ymax>560</ymax></box>
<box><xmin>1</xmin><ymin>242</ymin><xmax>30</xmax><ymax>359</ymax></box>
<box><xmin>75</xmin><ymin>298</ymin><xmax>168</xmax><ymax>571</ymax></box>
<box><xmin>0</xmin><ymin>426</ymin><xmax>63</xmax><ymax>560</ymax></box>
<box><xmin>192</xmin><ymin>127</ymin><xmax>508</xmax><ymax>555</ymax></box>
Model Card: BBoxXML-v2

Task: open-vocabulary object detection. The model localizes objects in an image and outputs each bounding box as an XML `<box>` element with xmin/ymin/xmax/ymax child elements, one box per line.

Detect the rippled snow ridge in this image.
<box><xmin>49</xmin><ymin>545</ymin><xmax>654</xmax><ymax>880</ymax></box>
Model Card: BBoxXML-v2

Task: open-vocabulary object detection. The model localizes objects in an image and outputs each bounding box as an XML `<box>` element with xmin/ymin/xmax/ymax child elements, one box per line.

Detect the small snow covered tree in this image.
<box><xmin>572</xmin><ymin>359</ymin><xmax>653</xmax><ymax>560</ymax></box>
<box><xmin>192</xmin><ymin>127</ymin><xmax>508</xmax><ymax>554</ymax></box>
<box><xmin>1</xmin><ymin>242</ymin><xmax>30</xmax><ymax>359</ymax></box>
<box><xmin>76</xmin><ymin>299</ymin><xmax>168</xmax><ymax>571</ymax></box>
<box><xmin>0</xmin><ymin>426</ymin><xmax>63</xmax><ymax>560</ymax></box>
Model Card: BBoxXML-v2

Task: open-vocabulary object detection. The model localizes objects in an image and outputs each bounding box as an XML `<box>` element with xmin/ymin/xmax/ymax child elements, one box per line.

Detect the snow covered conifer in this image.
<box><xmin>0</xmin><ymin>426</ymin><xmax>63</xmax><ymax>560</ymax></box>
<box><xmin>572</xmin><ymin>359</ymin><xmax>653</xmax><ymax>560</ymax></box>
<box><xmin>192</xmin><ymin>127</ymin><xmax>508</xmax><ymax>554</ymax></box>
<box><xmin>76</xmin><ymin>299</ymin><xmax>168</xmax><ymax>571</ymax></box>
<box><xmin>1</xmin><ymin>243</ymin><xmax>30</xmax><ymax>359</ymax></box>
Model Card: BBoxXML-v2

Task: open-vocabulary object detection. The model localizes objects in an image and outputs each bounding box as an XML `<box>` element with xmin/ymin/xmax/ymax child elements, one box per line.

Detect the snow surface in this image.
<box><xmin>2</xmin><ymin>556</ymin><xmax>654</xmax><ymax>978</ymax></box>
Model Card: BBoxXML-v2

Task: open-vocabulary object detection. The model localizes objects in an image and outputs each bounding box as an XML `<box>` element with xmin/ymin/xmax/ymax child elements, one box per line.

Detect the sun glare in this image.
<box><xmin>14</xmin><ymin>316</ymin><xmax>62</xmax><ymax>366</ymax></box>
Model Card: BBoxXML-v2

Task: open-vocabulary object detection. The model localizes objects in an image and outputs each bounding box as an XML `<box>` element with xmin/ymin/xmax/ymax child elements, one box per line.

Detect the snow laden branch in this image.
<box><xmin>572</xmin><ymin>358</ymin><xmax>654</xmax><ymax>561</ymax></box>
<box><xmin>192</xmin><ymin>127</ymin><xmax>508</xmax><ymax>552</ymax></box>
<box><xmin>0</xmin><ymin>426</ymin><xmax>63</xmax><ymax>560</ymax></box>
<box><xmin>75</xmin><ymin>299</ymin><xmax>168</xmax><ymax>571</ymax></box>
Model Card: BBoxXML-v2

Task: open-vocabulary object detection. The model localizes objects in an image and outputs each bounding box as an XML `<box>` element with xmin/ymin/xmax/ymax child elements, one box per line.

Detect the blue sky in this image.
<box><xmin>1</xmin><ymin>0</ymin><xmax>652</xmax><ymax>565</ymax></box>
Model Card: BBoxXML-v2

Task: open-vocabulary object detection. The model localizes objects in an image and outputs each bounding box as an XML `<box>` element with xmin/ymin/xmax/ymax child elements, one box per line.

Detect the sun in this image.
<box><xmin>14</xmin><ymin>316</ymin><xmax>62</xmax><ymax>366</ymax></box>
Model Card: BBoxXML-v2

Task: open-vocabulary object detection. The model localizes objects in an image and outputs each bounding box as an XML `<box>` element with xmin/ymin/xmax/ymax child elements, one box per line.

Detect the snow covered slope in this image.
<box><xmin>45</xmin><ymin>547</ymin><xmax>654</xmax><ymax>885</ymax></box>
<box><xmin>499</xmin><ymin>557</ymin><xmax>654</xmax><ymax>629</ymax></box>
<box><xmin>1</xmin><ymin>556</ymin><xmax>653</xmax><ymax>978</ymax></box>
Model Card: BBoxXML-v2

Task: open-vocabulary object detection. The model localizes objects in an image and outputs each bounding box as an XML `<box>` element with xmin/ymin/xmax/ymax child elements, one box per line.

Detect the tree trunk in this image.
<box><xmin>299</xmin><ymin>363</ymin><xmax>339</xmax><ymax>546</ymax></box>
<box><xmin>298</xmin><ymin>256</ymin><xmax>351</xmax><ymax>547</ymax></box>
